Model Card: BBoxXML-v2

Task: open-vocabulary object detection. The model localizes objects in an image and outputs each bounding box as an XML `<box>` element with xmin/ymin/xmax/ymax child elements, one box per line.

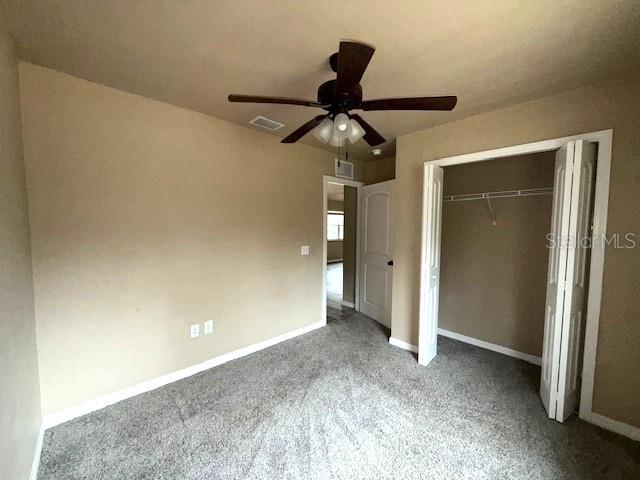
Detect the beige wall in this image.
<box><xmin>440</xmin><ymin>153</ymin><xmax>555</xmax><ymax>357</ymax></box>
<box><xmin>328</xmin><ymin>200</ymin><xmax>344</xmax><ymax>211</ymax></box>
<box><xmin>0</xmin><ymin>16</ymin><xmax>41</xmax><ymax>480</ymax></box>
<box><xmin>19</xmin><ymin>62</ymin><xmax>340</xmax><ymax>416</ymax></box>
<box><xmin>365</xmin><ymin>156</ymin><xmax>395</xmax><ymax>184</ymax></box>
<box><xmin>327</xmin><ymin>241</ymin><xmax>343</xmax><ymax>262</ymax></box>
<box><xmin>392</xmin><ymin>72</ymin><xmax>640</xmax><ymax>428</ymax></box>
<box><xmin>342</xmin><ymin>186</ymin><xmax>357</xmax><ymax>305</ymax></box>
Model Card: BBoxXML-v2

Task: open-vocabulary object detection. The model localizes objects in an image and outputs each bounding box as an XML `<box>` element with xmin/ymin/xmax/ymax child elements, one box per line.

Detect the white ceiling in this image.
<box><xmin>5</xmin><ymin>1</ymin><xmax>640</xmax><ymax>160</ymax></box>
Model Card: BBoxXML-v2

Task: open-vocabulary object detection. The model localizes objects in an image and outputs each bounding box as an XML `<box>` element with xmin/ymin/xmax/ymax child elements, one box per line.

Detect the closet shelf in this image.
<box><xmin>444</xmin><ymin>187</ymin><xmax>553</xmax><ymax>203</ymax></box>
<box><xmin>444</xmin><ymin>187</ymin><xmax>553</xmax><ymax>226</ymax></box>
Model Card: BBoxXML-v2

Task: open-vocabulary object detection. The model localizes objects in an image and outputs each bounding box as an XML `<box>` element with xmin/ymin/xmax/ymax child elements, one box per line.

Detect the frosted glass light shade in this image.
<box><xmin>348</xmin><ymin>119</ymin><xmax>366</xmax><ymax>144</ymax></box>
<box><xmin>312</xmin><ymin>117</ymin><xmax>333</xmax><ymax>144</ymax></box>
<box><xmin>329</xmin><ymin>135</ymin><xmax>345</xmax><ymax>147</ymax></box>
<box><xmin>333</xmin><ymin>113</ymin><xmax>350</xmax><ymax>139</ymax></box>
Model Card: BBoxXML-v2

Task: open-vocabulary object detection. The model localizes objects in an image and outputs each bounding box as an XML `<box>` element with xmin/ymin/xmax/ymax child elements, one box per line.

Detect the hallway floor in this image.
<box><xmin>326</xmin><ymin>261</ymin><xmax>343</xmax><ymax>309</ymax></box>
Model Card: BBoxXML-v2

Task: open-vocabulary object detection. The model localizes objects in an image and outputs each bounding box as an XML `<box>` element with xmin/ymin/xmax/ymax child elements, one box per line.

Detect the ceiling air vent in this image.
<box><xmin>249</xmin><ymin>115</ymin><xmax>285</xmax><ymax>131</ymax></box>
<box><xmin>335</xmin><ymin>159</ymin><xmax>354</xmax><ymax>179</ymax></box>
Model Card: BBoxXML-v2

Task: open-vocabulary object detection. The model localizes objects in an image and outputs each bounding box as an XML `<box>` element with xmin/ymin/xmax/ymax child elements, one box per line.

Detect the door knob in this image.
<box><xmin>387</xmin><ymin>260</ymin><xmax>394</xmax><ymax>266</ymax></box>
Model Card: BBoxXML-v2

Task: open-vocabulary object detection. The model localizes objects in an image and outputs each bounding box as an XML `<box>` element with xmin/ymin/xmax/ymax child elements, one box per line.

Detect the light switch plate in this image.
<box><xmin>190</xmin><ymin>324</ymin><xmax>200</xmax><ymax>338</ymax></box>
<box><xmin>204</xmin><ymin>320</ymin><xmax>214</xmax><ymax>335</ymax></box>
<box><xmin>301</xmin><ymin>245</ymin><xmax>310</xmax><ymax>256</ymax></box>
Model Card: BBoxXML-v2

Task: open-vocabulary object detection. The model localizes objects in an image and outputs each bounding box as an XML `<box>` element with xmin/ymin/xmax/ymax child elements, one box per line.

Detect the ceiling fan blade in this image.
<box><xmin>350</xmin><ymin>114</ymin><xmax>385</xmax><ymax>146</ymax></box>
<box><xmin>335</xmin><ymin>41</ymin><xmax>375</xmax><ymax>95</ymax></box>
<box><xmin>361</xmin><ymin>96</ymin><xmax>458</xmax><ymax>111</ymax></box>
<box><xmin>228</xmin><ymin>94</ymin><xmax>324</xmax><ymax>108</ymax></box>
<box><xmin>281</xmin><ymin>115</ymin><xmax>327</xmax><ymax>143</ymax></box>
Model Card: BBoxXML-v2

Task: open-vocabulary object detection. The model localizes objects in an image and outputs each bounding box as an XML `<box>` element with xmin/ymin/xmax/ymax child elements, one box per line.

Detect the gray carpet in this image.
<box><xmin>39</xmin><ymin>308</ymin><xmax>640</xmax><ymax>479</ymax></box>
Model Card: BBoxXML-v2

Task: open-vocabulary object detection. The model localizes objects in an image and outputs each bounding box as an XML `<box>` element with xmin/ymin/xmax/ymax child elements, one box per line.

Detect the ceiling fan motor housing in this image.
<box><xmin>317</xmin><ymin>80</ymin><xmax>362</xmax><ymax>112</ymax></box>
<box><xmin>329</xmin><ymin>52</ymin><xmax>339</xmax><ymax>72</ymax></box>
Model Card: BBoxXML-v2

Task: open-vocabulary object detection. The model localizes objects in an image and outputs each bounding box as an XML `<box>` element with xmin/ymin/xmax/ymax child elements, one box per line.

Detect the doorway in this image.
<box><xmin>417</xmin><ymin>130</ymin><xmax>613</xmax><ymax>425</ymax></box>
<box><xmin>322</xmin><ymin>176</ymin><xmax>363</xmax><ymax>323</ymax></box>
<box><xmin>326</xmin><ymin>182</ymin><xmax>346</xmax><ymax>309</ymax></box>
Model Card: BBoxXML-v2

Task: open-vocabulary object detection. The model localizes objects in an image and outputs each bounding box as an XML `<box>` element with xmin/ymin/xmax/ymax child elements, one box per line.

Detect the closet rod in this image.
<box><xmin>444</xmin><ymin>187</ymin><xmax>553</xmax><ymax>202</ymax></box>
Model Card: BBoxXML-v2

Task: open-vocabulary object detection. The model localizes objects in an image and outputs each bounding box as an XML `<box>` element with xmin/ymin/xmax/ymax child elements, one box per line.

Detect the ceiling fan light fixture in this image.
<box><xmin>333</xmin><ymin>113</ymin><xmax>350</xmax><ymax>139</ymax></box>
<box><xmin>329</xmin><ymin>135</ymin><xmax>345</xmax><ymax>147</ymax></box>
<box><xmin>312</xmin><ymin>117</ymin><xmax>334</xmax><ymax>144</ymax></box>
<box><xmin>348</xmin><ymin>119</ymin><xmax>366</xmax><ymax>144</ymax></box>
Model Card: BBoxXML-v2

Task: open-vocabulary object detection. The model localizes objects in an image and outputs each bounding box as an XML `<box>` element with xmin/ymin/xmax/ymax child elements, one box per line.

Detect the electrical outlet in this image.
<box><xmin>301</xmin><ymin>245</ymin><xmax>310</xmax><ymax>256</ymax></box>
<box><xmin>190</xmin><ymin>324</ymin><xmax>200</xmax><ymax>338</ymax></box>
<box><xmin>204</xmin><ymin>320</ymin><xmax>214</xmax><ymax>335</ymax></box>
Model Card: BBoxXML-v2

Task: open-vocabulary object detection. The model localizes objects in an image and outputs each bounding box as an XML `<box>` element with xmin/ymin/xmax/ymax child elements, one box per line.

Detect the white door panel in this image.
<box><xmin>540</xmin><ymin>140</ymin><xmax>596</xmax><ymax>422</ymax></box>
<box><xmin>418</xmin><ymin>164</ymin><xmax>443</xmax><ymax>366</ymax></box>
<box><xmin>540</xmin><ymin>144</ymin><xmax>573</xmax><ymax>418</ymax></box>
<box><xmin>359</xmin><ymin>180</ymin><xmax>395</xmax><ymax>327</ymax></box>
<box><xmin>363</xmin><ymin>264</ymin><xmax>388</xmax><ymax>307</ymax></box>
<box><xmin>365</xmin><ymin>192</ymin><xmax>391</xmax><ymax>255</ymax></box>
<box><xmin>556</xmin><ymin>140</ymin><xmax>596</xmax><ymax>421</ymax></box>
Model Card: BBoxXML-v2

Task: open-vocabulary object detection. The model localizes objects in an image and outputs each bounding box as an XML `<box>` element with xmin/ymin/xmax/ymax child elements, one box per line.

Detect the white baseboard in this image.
<box><xmin>585</xmin><ymin>412</ymin><xmax>640</xmax><ymax>441</ymax></box>
<box><xmin>389</xmin><ymin>336</ymin><xmax>418</xmax><ymax>353</ymax></box>
<box><xmin>437</xmin><ymin>328</ymin><xmax>542</xmax><ymax>366</ymax></box>
<box><xmin>29</xmin><ymin>423</ymin><xmax>45</xmax><ymax>480</ymax></box>
<box><xmin>42</xmin><ymin>320</ymin><xmax>325</xmax><ymax>429</ymax></box>
<box><xmin>341</xmin><ymin>301</ymin><xmax>355</xmax><ymax>309</ymax></box>
<box><xmin>390</xmin><ymin>333</ymin><xmax>638</xmax><ymax>442</ymax></box>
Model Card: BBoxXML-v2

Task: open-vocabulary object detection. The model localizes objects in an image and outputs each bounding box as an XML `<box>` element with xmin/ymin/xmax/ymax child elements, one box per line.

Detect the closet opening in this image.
<box><xmin>439</xmin><ymin>151</ymin><xmax>556</xmax><ymax>370</ymax></box>
<box><xmin>417</xmin><ymin>130</ymin><xmax>613</xmax><ymax>425</ymax></box>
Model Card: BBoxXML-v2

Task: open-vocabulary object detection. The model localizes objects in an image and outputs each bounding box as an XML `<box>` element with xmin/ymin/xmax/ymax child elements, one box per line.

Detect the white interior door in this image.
<box><xmin>556</xmin><ymin>140</ymin><xmax>596</xmax><ymax>421</ymax></box>
<box><xmin>418</xmin><ymin>165</ymin><xmax>443</xmax><ymax>366</ymax></box>
<box><xmin>359</xmin><ymin>180</ymin><xmax>394</xmax><ymax>327</ymax></box>
<box><xmin>540</xmin><ymin>144</ymin><xmax>574</xmax><ymax>419</ymax></box>
<box><xmin>540</xmin><ymin>140</ymin><xmax>596</xmax><ymax>421</ymax></box>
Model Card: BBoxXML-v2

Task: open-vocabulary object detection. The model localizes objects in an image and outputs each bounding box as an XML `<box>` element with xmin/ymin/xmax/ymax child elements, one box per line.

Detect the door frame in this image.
<box><xmin>322</xmin><ymin>175</ymin><xmax>364</xmax><ymax>325</ymax></box>
<box><xmin>418</xmin><ymin>129</ymin><xmax>613</xmax><ymax>423</ymax></box>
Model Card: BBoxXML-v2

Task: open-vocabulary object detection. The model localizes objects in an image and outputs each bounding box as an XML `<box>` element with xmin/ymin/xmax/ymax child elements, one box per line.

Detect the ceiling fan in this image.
<box><xmin>228</xmin><ymin>41</ymin><xmax>457</xmax><ymax>148</ymax></box>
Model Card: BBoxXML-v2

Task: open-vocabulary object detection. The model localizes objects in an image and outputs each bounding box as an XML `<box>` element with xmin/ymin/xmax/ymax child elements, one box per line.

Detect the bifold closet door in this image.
<box><xmin>556</xmin><ymin>140</ymin><xmax>596</xmax><ymax>421</ymax></box>
<box><xmin>540</xmin><ymin>140</ymin><xmax>596</xmax><ymax>422</ymax></box>
<box><xmin>540</xmin><ymin>144</ymin><xmax>573</xmax><ymax>419</ymax></box>
<box><xmin>418</xmin><ymin>164</ymin><xmax>443</xmax><ymax>366</ymax></box>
